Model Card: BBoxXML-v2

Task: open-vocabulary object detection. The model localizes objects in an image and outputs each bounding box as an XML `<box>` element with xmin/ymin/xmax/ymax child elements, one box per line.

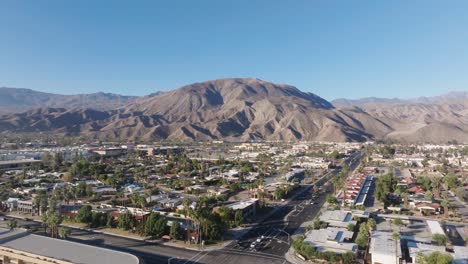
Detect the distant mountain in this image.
<box><xmin>332</xmin><ymin>97</ymin><xmax>405</xmax><ymax>108</ymax></box>
<box><xmin>0</xmin><ymin>78</ymin><xmax>391</xmax><ymax>142</ymax></box>
<box><xmin>332</xmin><ymin>91</ymin><xmax>468</xmax><ymax>108</ymax></box>
<box><xmin>0</xmin><ymin>87</ymin><xmax>136</xmax><ymax>113</ymax></box>
<box><xmin>0</xmin><ymin>80</ymin><xmax>466</xmax><ymax>143</ymax></box>
<box><xmin>332</xmin><ymin>91</ymin><xmax>468</xmax><ymax>143</ymax></box>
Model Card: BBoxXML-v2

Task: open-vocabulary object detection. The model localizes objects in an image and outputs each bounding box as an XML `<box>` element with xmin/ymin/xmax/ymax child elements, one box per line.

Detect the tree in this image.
<box><xmin>59</xmin><ymin>227</ymin><xmax>71</xmax><ymax>239</ymax></box>
<box><xmin>326</xmin><ymin>194</ymin><xmax>338</xmax><ymax>204</ymax></box>
<box><xmin>355</xmin><ymin>224</ymin><xmax>369</xmax><ymax>248</ymax></box>
<box><xmin>106</xmin><ymin>213</ymin><xmax>115</xmax><ymax>228</ymax></box>
<box><xmin>432</xmin><ymin>234</ymin><xmax>447</xmax><ymax>246</ymax></box>
<box><xmin>342</xmin><ymin>251</ymin><xmax>357</xmax><ymax>264</ymax></box>
<box><xmin>42</xmin><ymin>196</ymin><xmax>63</xmax><ymax>238</ymax></box>
<box><xmin>34</xmin><ymin>191</ymin><xmax>48</xmax><ymax>216</ymax></box>
<box><xmin>417</xmin><ymin>251</ymin><xmax>452</xmax><ymax>264</ymax></box>
<box><xmin>234</xmin><ymin>210</ymin><xmax>244</xmax><ymax>227</ymax></box>
<box><xmin>7</xmin><ymin>219</ymin><xmax>17</xmax><ymax>230</ymax></box>
<box><xmin>217</xmin><ymin>205</ymin><xmax>232</xmax><ymax>227</ymax></box>
<box><xmin>77</xmin><ymin>205</ymin><xmax>93</xmax><ymax>224</ymax></box>
<box><xmin>444</xmin><ymin>173</ymin><xmax>460</xmax><ymax>191</ymax></box>
<box><xmin>416</xmin><ymin>176</ymin><xmax>432</xmax><ymax>191</ymax></box>
<box><xmin>130</xmin><ymin>193</ymin><xmax>146</xmax><ymax>208</ymax></box>
<box><xmin>52</xmin><ymin>152</ymin><xmax>64</xmax><ymax>171</ymax></box>
<box><xmin>424</xmin><ymin>191</ymin><xmax>433</xmax><ymax>201</ymax></box>
<box><xmin>391</xmin><ymin>233</ymin><xmax>401</xmax><ymax>264</ymax></box>
<box><xmin>347</xmin><ymin>223</ymin><xmax>355</xmax><ymax>231</ymax></box>
<box><xmin>118</xmin><ymin>212</ymin><xmax>136</xmax><ymax>231</ymax></box>
<box><xmin>393</xmin><ymin>218</ymin><xmax>404</xmax><ymax>231</ymax></box>
<box><xmin>154</xmin><ymin>218</ymin><xmax>168</xmax><ymax>238</ymax></box>
<box><xmin>169</xmin><ymin>221</ymin><xmax>182</xmax><ymax>240</ymax></box>
<box><xmin>144</xmin><ymin>212</ymin><xmax>159</xmax><ymax>237</ymax></box>
<box><xmin>367</xmin><ymin>218</ymin><xmax>376</xmax><ymax>233</ymax></box>
<box><xmin>430</xmin><ymin>176</ymin><xmax>443</xmax><ymax>199</ymax></box>
<box><xmin>375</xmin><ymin>172</ymin><xmax>398</xmax><ymax>203</ymax></box>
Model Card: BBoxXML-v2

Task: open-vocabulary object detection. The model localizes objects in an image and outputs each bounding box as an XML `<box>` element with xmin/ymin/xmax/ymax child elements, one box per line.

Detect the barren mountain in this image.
<box><xmin>0</xmin><ymin>79</ymin><xmax>466</xmax><ymax>143</ymax></box>
<box><xmin>0</xmin><ymin>87</ymin><xmax>136</xmax><ymax>113</ymax></box>
<box><xmin>332</xmin><ymin>91</ymin><xmax>468</xmax><ymax>143</ymax></box>
<box><xmin>0</xmin><ymin>78</ymin><xmax>392</xmax><ymax>142</ymax></box>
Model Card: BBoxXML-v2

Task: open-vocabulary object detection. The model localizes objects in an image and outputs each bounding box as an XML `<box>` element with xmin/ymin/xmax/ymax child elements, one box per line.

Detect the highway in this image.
<box><xmin>5</xmin><ymin>152</ymin><xmax>362</xmax><ymax>264</ymax></box>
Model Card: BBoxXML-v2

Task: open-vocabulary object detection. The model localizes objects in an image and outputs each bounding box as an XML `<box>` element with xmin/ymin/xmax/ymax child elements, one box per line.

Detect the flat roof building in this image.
<box><xmin>304</xmin><ymin>227</ymin><xmax>357</xmax><ymax>254</ymax></box>
<box><xmin>369</xmin><ymin>231</ymin><xmax>402</xmax><ymax>264</ymax></box>
<box><xmin>0</xmin><ymin>227</ymin><xmax>139</xmax><ymax>264</ymax></box>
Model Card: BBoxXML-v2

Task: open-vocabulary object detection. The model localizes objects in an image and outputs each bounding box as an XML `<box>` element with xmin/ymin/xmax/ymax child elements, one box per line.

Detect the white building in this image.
<box><xmin>369</xmin><ymin>231</ymin><xmax>401</xmax><ymax>264</ymax></box>
<box><xmin>304</xmin><ymin>227</ymin><xmax>357</xmax><ymax>254</ymax></box>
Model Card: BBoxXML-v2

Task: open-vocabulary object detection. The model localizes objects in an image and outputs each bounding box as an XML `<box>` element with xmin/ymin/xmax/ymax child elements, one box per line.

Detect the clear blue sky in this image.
<box><xmin>1</xmin><ymin>0</ymin><xmax>467</xmax><ymax>100</ymax></box>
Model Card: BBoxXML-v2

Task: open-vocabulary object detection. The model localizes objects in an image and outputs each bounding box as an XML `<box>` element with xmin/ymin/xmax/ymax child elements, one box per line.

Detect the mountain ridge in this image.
<box><xmin>0</xmin><ymin>79</ymin><xmax>466</xmax><ymax>143</ymax></box>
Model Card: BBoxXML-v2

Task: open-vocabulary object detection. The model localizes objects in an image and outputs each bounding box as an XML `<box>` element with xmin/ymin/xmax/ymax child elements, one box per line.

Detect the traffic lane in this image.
<box><xmin>193</xmin><ymin>249</ymin><xmax>288</xmax><ymax>264</ymax></box>
<box><xmin>262</xmin><ymin>182</ymin><xmax>329</xmax><ymax>256</ymax></box>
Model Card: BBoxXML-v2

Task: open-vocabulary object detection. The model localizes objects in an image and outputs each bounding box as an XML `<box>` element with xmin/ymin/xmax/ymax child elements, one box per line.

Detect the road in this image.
<box><xmin>6</xmin><ymin>152</ymin><xmax>362</xmax><ymax>264</ymax></box>
<box><xmin>220</xmin><ymin>152</ymin><xmax>363</xmax><ymax>258</ymax></box>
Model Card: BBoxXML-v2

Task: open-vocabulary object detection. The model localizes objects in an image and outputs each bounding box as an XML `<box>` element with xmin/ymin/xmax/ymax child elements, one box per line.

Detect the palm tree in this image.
<box><xmin>391</xmin><ymin>232</ymin><xmax>401</xmax><ymax>264</ymax></box>
<box><xmin>441</xmin><ymin>191</ymin><xmax>450</xmax><ymax>218</ymax></box>
<box><xmin>59</xmin><ymin>227</ymin><xmax>71</xmax><ymax>239</ymax></box>
<box><xmin>403</xmin><ymin>191</ymin><xmax>409</xmax><ymax>208</ymax></box>
<box><xmin>182</xmin><ymin>198</ymin><xmax>191</xmax><ymax>243</ymax></box>
<box><xmin>431</xmin><ymin>176</ymin><xmax>443</xmax><ymax>199</ymax></box>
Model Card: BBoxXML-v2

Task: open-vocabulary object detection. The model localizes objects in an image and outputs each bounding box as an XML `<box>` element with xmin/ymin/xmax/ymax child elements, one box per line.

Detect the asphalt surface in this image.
<box><xmin>222</xmin><ymin>152</ymin><xmax>363</xmax><ymax>258</ymax></box>
<box><xmin>5</xmin><ymin>153</ymin><xmax>362</xmax><ymax>264</ymax></box>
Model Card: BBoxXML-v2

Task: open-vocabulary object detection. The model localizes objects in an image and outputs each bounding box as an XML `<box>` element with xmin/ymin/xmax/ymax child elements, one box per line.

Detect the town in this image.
<box><xmin>0</xmin><ymin>139</ymin><xmax>466</xmax><ymax>264</ymax></box>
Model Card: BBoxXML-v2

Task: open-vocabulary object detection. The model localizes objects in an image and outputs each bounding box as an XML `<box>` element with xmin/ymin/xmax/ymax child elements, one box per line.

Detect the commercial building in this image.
<box><xmin>0</xmin><ymin>227</ymin><xmax>139</xmax><ymax>264</ymax></box>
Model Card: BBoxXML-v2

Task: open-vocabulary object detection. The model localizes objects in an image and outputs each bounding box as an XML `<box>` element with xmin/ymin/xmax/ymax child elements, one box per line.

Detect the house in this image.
<box><xmin>93</xmin><ymin>187</ymin><xmax>117</xmax><ymax>195</ymax></box>
<box><xmin>91</xmin><ymin>147</ymin><xmax>127</xmax><ymax>157</ymax></box>
<box><xmin>17</xmin><ymin>200</ymin><xmax>34</xmax><ymax>214</ymax></box>
<box><xmin>369</xmin><ymin>231</ymin><xmax>402</xmax><ymax>264</ymax></box>
<box><xmin>319</xmin><ymin>210</ymin><xmax>359</xmax><ymax>228</ymax></box>
<box><xmin>4</xmin><ymin>198</ymin><xmax>20</xmax><ymax>211</ymax></box>
<box><xmin>453</xmin><ymin>246</ymin><xmax>468</xmax><ymax>264</ymax></box>
<box><xmin>282</xmin><ymin>169</ymin><xmax>305</xmax><ymax>181</ymax></box>
<box><xmin>122</xmin><ymin>184</ymin><xmax>143</xmax><ymax>193</ymax></box>
<box><xmin>414</xmin><ymin>203</ymin><xmax>441</xmax><ymax>215</ymax></box>
<box><xmin>407</xmin><ymin>241</ymin><xmax>445</xmax><ymax>264</ymax></box>
<box><xmin>226</xmin><ymin>198</ymin><xmax>258</xmax><ymax>219</ymax></box>
<box><xmin>206</xmin><ymin>187</ymin><xmax>229</xmax><ymax>197</ymax></box>
<box><xmin>408</xmin><ymin>185</ymin><xmax>426</xmax><ymax>195</ymax></box>
<box><xmin>304</xmin><ymin>227</ymin><xmax>357</xmax><ymax>254</ymax></box>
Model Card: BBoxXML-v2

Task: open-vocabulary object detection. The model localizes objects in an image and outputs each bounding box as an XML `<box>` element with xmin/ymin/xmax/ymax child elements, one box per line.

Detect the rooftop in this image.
<box><xmin>0</xmin><ymin>228</ymin><xmax>139</xmax><ymax>264</ymax></box>
<box><xmin>369</xmin><ymin>231</ymin><xmax>402</xmax><ymax>258</ymax></box>
<box><xmin>304</xmin><ymin>227</ymin><xmax>357</xmax><ymax>253</ymax></box>
<box><xmin>426</xmin><ymin>220</ymin><xmax>445</xmax><ymax>235</ymax></box>
<box><xmin>226</xmin><ymin>198</ymin><xmax>258</xmax><ymax>210</ymax></box>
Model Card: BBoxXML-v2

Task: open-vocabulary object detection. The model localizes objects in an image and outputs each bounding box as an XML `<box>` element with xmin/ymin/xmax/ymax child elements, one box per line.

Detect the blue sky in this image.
<box><xmin>1</xmin><ymin>1</ymin><xmax>467</xmax><ymax>100</ymax></box>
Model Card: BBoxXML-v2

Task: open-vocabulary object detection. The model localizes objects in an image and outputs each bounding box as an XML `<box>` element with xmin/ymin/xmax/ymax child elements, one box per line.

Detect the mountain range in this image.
<box><xmin>0</xmin><ymin>87</ymin><xmax>136</xmax><ymax>113</ymax></box>
<box><xmin>0</xmin><ymin>78</ymin><xmax>466</xmax><ymax>143</ymax></box>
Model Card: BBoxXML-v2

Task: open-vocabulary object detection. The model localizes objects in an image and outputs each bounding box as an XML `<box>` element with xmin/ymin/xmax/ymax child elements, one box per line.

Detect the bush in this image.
<box><xmin>432</xmin><ymin>234</ymin><xmax>447</xmax><ymax>246</ymax></box>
